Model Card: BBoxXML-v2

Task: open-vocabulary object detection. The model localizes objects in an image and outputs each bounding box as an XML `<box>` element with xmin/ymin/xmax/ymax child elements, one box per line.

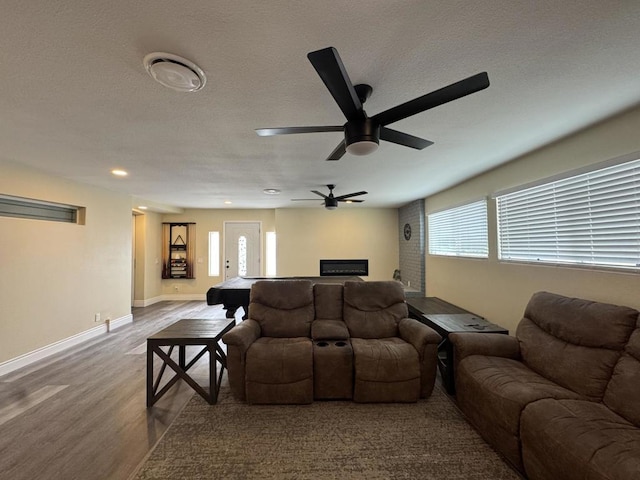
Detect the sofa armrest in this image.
<box><xmin>222</xmin><ymin>319</ymin><xmax>261</xmax><ymax>353</ymax></box>
<box><xmin>449</xmin><ymin>332</ymin><xmax>521</xmax><ymax>365</ymax></box>
<box><xmin>399</xmin><ymin>317</ymin><xmax>442</xmax><ymax>353</ymax></box>
<box><xmin>399</xmin><ymin>318</ymin><xmax>442</xmax><ymax>398</ymax></box>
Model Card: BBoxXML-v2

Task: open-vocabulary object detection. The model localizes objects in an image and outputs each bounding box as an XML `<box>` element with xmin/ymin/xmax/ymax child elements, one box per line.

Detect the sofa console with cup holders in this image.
<box><xmin>222</xmin><ymin>279</ymin><xmax>441</xmax><ymax>404</ymax></box>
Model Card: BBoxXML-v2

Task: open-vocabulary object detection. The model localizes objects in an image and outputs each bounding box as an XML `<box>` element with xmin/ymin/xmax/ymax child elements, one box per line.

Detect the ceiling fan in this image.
<box><xmin>292</xmin><ymin>185</ymin><xmax>367</xmax><ymax>210</ymax></box>
<box><xmin>256</xmin><ymin>46</ymin><xmax>490</xmax><ymax>161</ymax></box>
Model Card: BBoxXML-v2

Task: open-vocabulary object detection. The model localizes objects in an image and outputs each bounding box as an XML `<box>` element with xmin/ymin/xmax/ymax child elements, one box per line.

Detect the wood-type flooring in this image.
<box><xmin>0</xmin><ymin>301</ymin><xmax>228</xmax><ymax>480</ymax></box>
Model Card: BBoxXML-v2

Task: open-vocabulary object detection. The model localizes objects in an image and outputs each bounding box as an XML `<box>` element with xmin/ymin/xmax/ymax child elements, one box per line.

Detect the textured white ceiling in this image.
<box><xmin>1</xmin><ymin>1</ymin><xmax>640</xmax><ymax>210</ymax></box>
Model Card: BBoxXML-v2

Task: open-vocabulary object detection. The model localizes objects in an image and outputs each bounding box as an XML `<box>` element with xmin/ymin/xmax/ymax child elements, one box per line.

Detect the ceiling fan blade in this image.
<box><xmin>307</xmin><ymin>47</ymin><xmax>365</xmax><ymax>121</ymax></box>
<box><xmin>326</xmin><ymin>140</ymin><xmax>346</xmax><ymax>161</ymax></box>
<box><xmin>256</xmin><ymin>126</ymin><xmax>343</xmax><ymax>136</ymax></box>
<box><xmin>372</xmin><ymin>72</ymin><xmax>490</xmax><ymax>126</ymax></box>
<box><xmin>334</xmin><ymin>191</ymin><xmax>368</xmax><ymax>201</ymax></box>
<box><xmin>291</xmin><ymin>198</ymin><xmax>321</xmax><ymax>201</ymax></box>
<box><xmin>380</xmin><ymin>127</ymin><xmax>433</xmax><ymax>150</ymax></box>
<box><xmin>310</xmin><ymin>190</ymin><xmax>328</xmax><ymax>199</ymax></box>
<box><xmin>339</xmin><ymin>199</ymin><xmax>365</xmax><ymax>203</ymax></box>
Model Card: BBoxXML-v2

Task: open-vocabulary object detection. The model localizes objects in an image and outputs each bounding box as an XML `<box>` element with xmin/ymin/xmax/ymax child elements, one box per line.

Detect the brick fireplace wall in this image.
<box><xmin>398</xmin><ymin>200</ymin><xmax>425</xmax><ymax>295</ymax></box>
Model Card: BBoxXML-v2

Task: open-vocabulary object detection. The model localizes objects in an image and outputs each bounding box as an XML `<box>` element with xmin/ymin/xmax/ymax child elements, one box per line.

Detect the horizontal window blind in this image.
<box><xmin>0</xmin><ymin>195</ymin><xmax>79</xmax><ymax>223</ymax></box>
<box><xmin>496</xmin><ymin>158</ymin><xmax>640</xmax><ymax>269</ymax></box>
<box><xmin>428</xmin><ymin>200</ymin><xmax>488</xmax><ymax>258</ymax></box>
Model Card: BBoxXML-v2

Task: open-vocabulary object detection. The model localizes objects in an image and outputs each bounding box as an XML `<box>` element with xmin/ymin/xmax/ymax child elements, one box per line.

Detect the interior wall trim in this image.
<box><xmin>0</xmin><ymin>314</ymin><xmax>133</xmax><ymax>377</ymax></box>
<box><xmin>133</xmin><ymin>294</ymin><xmax>206</xmax><ymax>308</ymax></box>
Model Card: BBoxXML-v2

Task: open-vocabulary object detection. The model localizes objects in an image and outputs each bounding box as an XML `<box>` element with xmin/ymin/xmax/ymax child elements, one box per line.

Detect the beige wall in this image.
<box><xmin>276</xmin><ymin>208</ymin><xmax>398</xmax><ymax>280</ymax></box>
<box><xmin>425</xmin><ymin>105</ymin><xmax>640</xmax><ymax>334</ymax></box>
<box><xmin>133</xmin><ymin>211</ymin><xmax>163</xmax><ymax>304</ymax></box>
<box><xmin>0</xmin><ymin>160</ymin><xmax>132</xmax><ymax>364</ymax></box>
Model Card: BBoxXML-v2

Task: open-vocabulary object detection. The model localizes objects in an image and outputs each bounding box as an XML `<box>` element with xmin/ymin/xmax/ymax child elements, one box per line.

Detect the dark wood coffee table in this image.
<box><xmin>146</xmin><ymin>318</ymin><xmax>235</xmax><ymax>407</ymax></box>
<box><xmin>406</xmin><ymin>297</ymin><xmax>508</xmax><ymax>394</ymax></box>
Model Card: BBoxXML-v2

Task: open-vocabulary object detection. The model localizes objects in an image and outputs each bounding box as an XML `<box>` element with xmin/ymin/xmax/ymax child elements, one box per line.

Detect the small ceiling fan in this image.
<box><xmin>292</xmin><ymin>185</ymin><xmax>367</xmax><ymax>210</ymax></box>
<box><xmin>256</xmin><ymin>46</ymin><xmax>489</xmax><ymax>161</ymax></box>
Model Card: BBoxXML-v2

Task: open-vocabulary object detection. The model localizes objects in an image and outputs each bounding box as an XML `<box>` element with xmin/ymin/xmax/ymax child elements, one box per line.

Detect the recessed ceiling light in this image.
<box><xmin>224</xmin><ymin>200</ymin><xmax>232</xmax><ymax>205</ymax></box>
<box><xmin>138</xmin><ymin>205</ymin><xmax>148</xmax><ymax>210</ymax></box>
<box><xmin>143</xmin><ymin>52</ymin><xmax>206</xmax><ymax>92</ymax></box>
<box><xmin>111</xmin><ymin>169</ymin><xmax>128</xmax><ymax>177</ymax></box>
<box><xmin>263</xmin><ymin>188</ymin><xmax>281</xmax><ymax>195</ymax></box>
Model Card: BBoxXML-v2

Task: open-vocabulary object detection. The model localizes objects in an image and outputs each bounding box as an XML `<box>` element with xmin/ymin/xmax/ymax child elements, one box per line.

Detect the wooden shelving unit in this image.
<box><xmin>162</xmin><ymin>223</ymin><xmax>195</xmax><ymax>279</ymax></box>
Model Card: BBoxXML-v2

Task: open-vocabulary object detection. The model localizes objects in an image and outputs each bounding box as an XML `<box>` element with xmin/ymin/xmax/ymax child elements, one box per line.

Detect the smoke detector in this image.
<box><xmin>143</xmin><ymin>52</ymin><xmax>206</xmax><ymax>92</ymax></box>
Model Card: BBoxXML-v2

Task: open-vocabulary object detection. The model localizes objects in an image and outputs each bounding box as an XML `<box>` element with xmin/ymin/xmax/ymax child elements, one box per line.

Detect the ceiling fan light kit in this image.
<box><xmin>256</xmin><ymin>47</ymin><xmax>489</xmax><ymax>161</ymax></box>
<box><xmin>325</xmin><ymin>197</ymin><xmax>338</xmax><ymax>210</ymax></box>
<box><xmin>143</xmin><ymin>52</ymin><xmax>206</xmax><ymax>92</ymax></box>
<box><xmin>345</xmin><ymin>118</ymin><xmax>380</xmax><ymax>155</ymax></box>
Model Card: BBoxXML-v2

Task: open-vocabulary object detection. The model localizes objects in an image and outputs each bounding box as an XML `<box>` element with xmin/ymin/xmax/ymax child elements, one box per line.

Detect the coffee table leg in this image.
<box><xmin>146</xmin><ymin>341</ymin><xmax>153</xmax><ymax>407</ymax></box>
<box><xmin>441</xmin><ymin>337</ymin><xmax>456</xmax><ymax>395</ymax></box>
<box><xmin>209</xmin><ymin>343</ymin><xmax>217</xmax><ymax>404</ymax></box>
<box><xmin>179</xmin><ymin>345</ymin><xmax>186</xmax><ymax>369</ymax></box>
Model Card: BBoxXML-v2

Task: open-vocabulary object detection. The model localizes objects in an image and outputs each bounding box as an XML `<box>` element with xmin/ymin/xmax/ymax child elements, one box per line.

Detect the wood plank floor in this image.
<box><xmin>0</xmin><ymin>301</ymin><xmax>232</xmax><ymax>480</ymax></box>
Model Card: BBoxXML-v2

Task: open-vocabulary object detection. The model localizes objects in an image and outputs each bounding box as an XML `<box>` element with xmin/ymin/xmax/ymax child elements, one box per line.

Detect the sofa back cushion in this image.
<box><xmin>314</xmin><ymin>283</ymin><xmax>343</xmax><ymax>320</ymax></box>
<box><xmin>603</xmin><ymin>322</ymin><xmax>640</xmax><ymax>426</ymax></box>
<box><xmin>249</xmin><ymin>280</ymin><xmax>314</xmax><ymax>337</ymax></box>
<box><xmin>311</xmin><ymin>283</ymin><xmax>349</xmax><ymax>340</ymax></box>
<box><xmin>517</xmin><ymin>291</ymin><xmax>638</xmax><ymax>400</ymax></box>
<box><xmin>343</xmin><ymin>281</ymin><xmax>408</xmax><ymax>338</ymax></box>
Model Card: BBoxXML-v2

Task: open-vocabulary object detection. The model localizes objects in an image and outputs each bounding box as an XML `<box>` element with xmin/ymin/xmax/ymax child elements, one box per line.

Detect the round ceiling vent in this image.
<box><xmin>143</xmin><ymin>52</ymin><xmax>206</xmax><ymax>92</ymax></box>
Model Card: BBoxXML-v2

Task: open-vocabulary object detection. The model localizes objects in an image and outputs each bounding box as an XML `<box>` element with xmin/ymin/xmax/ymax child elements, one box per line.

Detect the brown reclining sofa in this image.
<box><xmin>222</xmin><ymin>279</ymin><xmax>441</xmax><ymax>404</ymax></box>
<box><xmin>450</xmin><ymin>291</ymin><xmax>640</xmax><ymax>479</ymax></box>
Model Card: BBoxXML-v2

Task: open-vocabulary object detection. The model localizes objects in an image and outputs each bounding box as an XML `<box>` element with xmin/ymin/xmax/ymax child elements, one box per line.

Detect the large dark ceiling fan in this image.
<box><xmin>292</xmin><ymin>184</ymin><xmax>367</xmax><ymax>210</ymax></box>
<box><xmin>256</xmin><ymin>46</ymin><xmax>490</xmax><ymax>161</ymax></box>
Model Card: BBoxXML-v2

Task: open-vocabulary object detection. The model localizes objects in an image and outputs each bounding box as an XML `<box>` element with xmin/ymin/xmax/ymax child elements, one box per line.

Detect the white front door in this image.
<box><xmin>224</xmin><ymin>222</ymin><xmax>261</xmax><ymax>280</ymax></box>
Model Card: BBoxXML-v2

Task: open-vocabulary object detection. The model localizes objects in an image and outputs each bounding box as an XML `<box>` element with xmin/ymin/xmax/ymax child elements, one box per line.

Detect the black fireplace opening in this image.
<box><xmin>320</xmin><ymin>259</ymin><xmax>368</xmax><ymax>276</ymax></box>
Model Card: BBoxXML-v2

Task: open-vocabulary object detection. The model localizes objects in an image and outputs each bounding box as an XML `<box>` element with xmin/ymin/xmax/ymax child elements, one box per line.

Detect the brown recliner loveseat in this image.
<box><xmin>450</xmin><ymin>291</ymin><xmax>640</xmax><ymax>479</ymax></box>
<box><xmin>222</xmin><ymin>279</ymin><xmax>441</xmax><ymax>404</ymax></box>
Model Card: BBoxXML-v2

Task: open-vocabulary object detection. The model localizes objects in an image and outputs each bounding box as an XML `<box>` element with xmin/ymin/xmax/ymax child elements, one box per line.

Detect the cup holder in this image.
<box><xmin>315</xmin><ymin>340</ymin><xmax>350</xmax><ymax>349</ymax></box>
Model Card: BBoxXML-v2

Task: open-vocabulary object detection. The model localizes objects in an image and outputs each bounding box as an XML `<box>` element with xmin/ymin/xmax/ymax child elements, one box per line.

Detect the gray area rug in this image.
<box><xmin>134</xmin><ymin>383</ymin><xmax>520</xmax><ymax>480</ymax></box>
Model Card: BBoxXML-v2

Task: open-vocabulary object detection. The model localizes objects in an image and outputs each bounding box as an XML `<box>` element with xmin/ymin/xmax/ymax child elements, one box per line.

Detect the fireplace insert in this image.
<box><xmin>320</xmin><ymin>259</ymin><xmax>368</xmax><ymax>276</ymax></box>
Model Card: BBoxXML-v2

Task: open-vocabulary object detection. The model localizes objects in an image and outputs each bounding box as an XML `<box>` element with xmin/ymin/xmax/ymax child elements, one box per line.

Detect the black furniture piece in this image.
<box><xmin>406</xmin><ymin>297</ymin><xmax>508</xmax><ymax>394</ymax></box>
<box><xmin>146</xmin><ymin>318</ymin><xmax>235</xmax><ymax>407</ymax></box>
<box><xmin>206</xmin><ymin>276</ymin><xmax>362</xmax><ymax>319</ymax></box>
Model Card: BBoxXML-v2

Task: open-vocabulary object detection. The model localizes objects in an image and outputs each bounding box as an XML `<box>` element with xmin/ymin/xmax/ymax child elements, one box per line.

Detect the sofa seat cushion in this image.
<box><xmin>352</xmin><ymin>337</ymin><xmax>419</xmax><ymax>382</ymax></box>
<box><xmin>457</xmin><ymin>355</ymin><xmax>584</xmax><ymax>436</ymax></box>
<box><xmin>351</xmin><ymin>337</ymin><xmax>420</xmax><ymax>402</ymax></box>
<box><xmin>245</xmin><ymin>337</ymin><xmax>313</xmax><ymax>404</ymax></box>
<box><xmin>246</xmin><ymin>337</ymin><xmax>312</xmax><ymax>383</ymax></box>
<box><xmin>521</xmin><ymin>398</ymin><xmax>640</xmax><ymax>480</ymax></box>
<box><xmin>456</xmin><ymin>354</ymin><xmax>584</xmax><ymax>471</ymax></box>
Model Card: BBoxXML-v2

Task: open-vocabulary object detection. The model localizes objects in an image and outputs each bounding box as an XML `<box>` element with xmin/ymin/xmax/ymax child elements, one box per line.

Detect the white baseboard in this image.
<box><xmin>0</xmin><ymin>313</ymin><xmax>133</xmax><ymax>377</ymax></box>
<box><xmin>161</xmin><ymin>293</ymin><xmax>206</xmax><ymax>302</ymax></box>
<box><xmin>133</xmin><ymin>296</ymin><xmax>164</xmax><ymax>307</ymax></box>
<box><xmin>133</xmin><ymin>294</ymin><xmax>206</xmax><ymax>307</ymax></box>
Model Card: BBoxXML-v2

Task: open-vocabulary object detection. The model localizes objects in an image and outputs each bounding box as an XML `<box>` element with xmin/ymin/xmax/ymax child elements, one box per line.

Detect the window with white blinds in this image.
<box><xmin>496</xmin><ymin>158</ymin><xmax>640</xmax><ymax>270</ymax></box>
<box><xmin>428</xmin><ymin>200</ymin><xmax>488</xmax><ymax>258</ymax></box>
